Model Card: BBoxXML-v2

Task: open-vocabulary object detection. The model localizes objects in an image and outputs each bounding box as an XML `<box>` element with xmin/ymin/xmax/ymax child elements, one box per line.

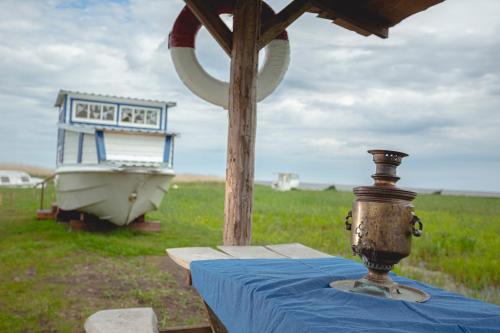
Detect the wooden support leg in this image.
<box><xmin>204</xmin><ymin>302</ymin><xmax>228</xmax><ymax>333</ymax></box>
<box><xmin>40</xmin><ymin>182</ymin><xmax>45</xmax><ymax>210</ymax></box>
<box><xmin>160</xmin><ymin>325</ymin><xmax>212</xmax><ymax>333</ymax></box>
<box><xmin>223</xmin><ymin>0</ymin><xmax>262</xmax><ymax>246</ymax></box>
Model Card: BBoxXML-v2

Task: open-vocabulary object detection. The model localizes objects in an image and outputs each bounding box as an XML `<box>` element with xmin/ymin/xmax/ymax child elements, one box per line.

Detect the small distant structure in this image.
<box><xmin>271</xmin><ymin>173</ymin><xmax>300</xmax><ymax>191</ymax></box>
<box><xmin>0</xmin><ymin>170</ymin><xmax>42</xmax><ymax>188</ymax></box>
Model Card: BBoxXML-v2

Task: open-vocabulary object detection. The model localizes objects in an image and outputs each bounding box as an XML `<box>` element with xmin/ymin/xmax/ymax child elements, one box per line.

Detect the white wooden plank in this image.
<box><xmin>63</xmin><ymin>130</ymin><xmax>79</xmax><ymax>164</ymax></box>
<box><xmin>166</xmin><ymin>247</ymin><xmax>233</xmax><ymax>270</ymax></box>
<box><xmin>265</xmin><ymin>243</ymin><xmax>332</xmax><ymax>259</ymax></box>
<box><xmin>105</xmin><ymin>132</ymin><xmax>164</xmax><ymax>162</ymax></box>
<box><xmin>82</xmin><ymin>133</ymin><xmax>98</xmax><ymax>164</ymax></box>
<box><xmin>217</xmin><ymin>246</ymin><xmax>287</xmax><ymax>259</ymax></box>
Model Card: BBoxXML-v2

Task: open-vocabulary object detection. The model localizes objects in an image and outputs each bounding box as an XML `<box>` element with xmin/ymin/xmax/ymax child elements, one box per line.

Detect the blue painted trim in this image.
<box><xmin>71</xmin><ymin>97</ymin><xmax>162</xmax><ymax>111</ymax></box>
<box><xmin>69</xmin><ymin>97</ymin><xmax>165</xmax><ymax>132</ymax></box>
<box><xmin>56</xmin><ymin>129</ymin><xmax>64</xmax><ymax>165</ymax></box>
<box><xmin>77</xmin><ymin>132</ymin><xmax>84</xmax><ymax>163</ymax></box>
<box><xmin>163</xmin><ymin>135</ymin><xmax>172</xmax><ymax>163</ymax></box>
<box><xmin>159</xmin><ymin>106</ymin><xmax>164</xmax><ymax>130</ymax></box>
<box><xmin>170</xmin><ymin>136</ymin><xmax>175</xmax><ymax>166</ymax></box>
<box><xmin>115</xmin><ymin>104</ymin><xmax>120</xmax><ymax>126</ymax></box>
<box><xmin>64</xmin><ymin>94</ymin><xmax>68</xmax><ymax>123</ymax></box>
<box><xmin>69</xmin><ymin>98</ymin><xmax>117</xmax><ymax>126</ymax></box>
<box><xmin>56</xmin><ymin>95</ymin><xmax>67</xmax><ymax>165</ymax></box>
<box><xmin>58</xmin><ymin>98</ymin><xmax>65</xmax><ymax>123</ymax></box>
<box><xmin>163</xmin><ymin>105</ymin><xmax>168</xmax><ymax>131</ymax></box>
<box><xmin>69</xmin><ymin>97</ymin><xmax>73</xmax><ymax>124</ymax></box>
<box><xmin>70</xmin><ymin>120</ymin><xmax>166</xmax><ymax>132</ymax></box>
<box><xmin>60</xmin><ymin>129</ymin><xmax>65</xmax><ymax>164</ymax></box>
<box><xmin>72</xmin><ymin>97</ymin><xmax>118</xmax><ymax>106</ymax></box>
<box><xmin>116</xmin><ymin>103</ymin><xmax>162</xmax><ymax>130</ymax></box>
<box><xmin>115</xmin><ymin>101</ymin><xmax>162</xmax><ymax>110</ymax></box>
<box><xmin>95</xmin><ymin>130</ymin><xmax>106</xmax><ymax>162</ymax></box>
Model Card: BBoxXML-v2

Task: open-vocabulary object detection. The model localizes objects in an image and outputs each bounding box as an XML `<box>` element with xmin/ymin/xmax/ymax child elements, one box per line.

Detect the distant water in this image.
<box><xmin>256</xmin><ymin>181</ymin><xmax>500</xmax><ymax>198</ymax></box>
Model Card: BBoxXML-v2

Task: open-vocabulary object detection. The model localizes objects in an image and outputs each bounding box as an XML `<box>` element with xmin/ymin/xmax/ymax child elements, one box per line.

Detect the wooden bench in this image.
<box><xmin>164</xmin><ymin>243</ymin><xmax>332</xmax><ymax>333</ymax></box>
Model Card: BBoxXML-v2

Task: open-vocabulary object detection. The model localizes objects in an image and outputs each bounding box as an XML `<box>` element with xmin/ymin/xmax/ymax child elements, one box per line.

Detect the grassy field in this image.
<box><xmin>0</xmin><ymin>182</ymin><xmax>499</xmax><ymax>332</ymax></box>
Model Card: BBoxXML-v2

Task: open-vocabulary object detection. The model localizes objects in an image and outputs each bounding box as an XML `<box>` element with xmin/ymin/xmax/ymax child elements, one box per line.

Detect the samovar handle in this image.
<box><xmin>410</xmin><ymin>214</ymin><xmax>423</xmax><ymax>237</ymax></box>
<box><xmin>344</xmin><ymin>210</ymin><xmax>353</xmax><ymax>230</ymax></box>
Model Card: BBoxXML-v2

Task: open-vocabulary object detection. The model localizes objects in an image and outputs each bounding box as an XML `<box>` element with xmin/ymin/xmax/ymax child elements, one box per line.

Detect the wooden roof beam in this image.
<box><xmin>310</xmin><ymin>0</ymin><xmax>389</xmax><ymax>38</ymax></box>
<box><xmin>258</xmin><ymin>0</ymin><xmax>312</xmax><ymax>50</ymax></box>
<box><xmin>184</xmin><ymin>0</ymin><xmax>233</xmax><ymax>56</ymax></box>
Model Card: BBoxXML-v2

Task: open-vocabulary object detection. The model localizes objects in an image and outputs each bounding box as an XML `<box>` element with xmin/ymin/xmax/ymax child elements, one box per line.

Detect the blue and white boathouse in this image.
<box><xmin>53</xmin><ymin>90</ymin><xmax>177</xmax><ymax>226</ymax></box>
<box><xmin>54</xmin><ymin>90</ymin><xmax>176</xmax><ymax>167</ymax></box>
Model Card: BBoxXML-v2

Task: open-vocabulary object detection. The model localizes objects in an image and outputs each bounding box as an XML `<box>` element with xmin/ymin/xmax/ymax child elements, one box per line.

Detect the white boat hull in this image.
<box><xmin>54</xmin><ymin>165</ymin><xmax>174</xmax><ymax>226</ymax></box>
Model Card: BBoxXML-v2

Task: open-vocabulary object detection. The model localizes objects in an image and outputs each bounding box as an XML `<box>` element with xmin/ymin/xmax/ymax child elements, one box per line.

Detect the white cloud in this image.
<box><xmin>0</xmin><ymin>0</ymin><xmax>499</xmax><ymax>191</ymax></box>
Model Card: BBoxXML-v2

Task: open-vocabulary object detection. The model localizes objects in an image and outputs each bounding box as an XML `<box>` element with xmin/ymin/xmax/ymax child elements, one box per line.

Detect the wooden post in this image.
<box><xmin>40</xmin><ymin>182</ymin><xmax>45</xmax><ymax>210</ymax></box>
<box><xmin>223</xmin><ymin>0</ymin><xmax>261</xmax><ymax>245</ymax></box>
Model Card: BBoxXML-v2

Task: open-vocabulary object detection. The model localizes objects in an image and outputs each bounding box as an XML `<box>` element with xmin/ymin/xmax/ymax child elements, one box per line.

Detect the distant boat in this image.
<box><xmin>53</xmin><ymin>90</ymin><xmax>177</xmax><ymax>226</ymax></box>
<box><xmin>0</xmin><ymin>170</ymin><xmax>42</xmax><ymax>188</ymax></box>
<box><xmin>272</xmin><ymin>173</ymin><xmax>300</xmax><ymax>191</ymax></box>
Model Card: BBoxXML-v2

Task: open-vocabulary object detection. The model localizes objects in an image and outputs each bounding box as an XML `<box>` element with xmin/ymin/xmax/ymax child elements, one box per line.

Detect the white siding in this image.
<box><xmin>63</xmin><ymin>131</ymin><xmax>79</xmax><ymax>164</ymax></box>
<box><xmin>104</xmin><ymin>132</ymin><xmax>164</xmax><ymax>162</ymax></box>
<box><xmin>81</xmin><ymin>134</ymin><xmax>98</xmax><ymax>164</ymax></box>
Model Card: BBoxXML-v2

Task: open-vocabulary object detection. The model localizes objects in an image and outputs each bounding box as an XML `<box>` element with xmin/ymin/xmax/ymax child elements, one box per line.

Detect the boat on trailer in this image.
<box><xmin>53</xmin><ymin>90</ymin><xmax>177</xmax><ymax>226</ymax></box>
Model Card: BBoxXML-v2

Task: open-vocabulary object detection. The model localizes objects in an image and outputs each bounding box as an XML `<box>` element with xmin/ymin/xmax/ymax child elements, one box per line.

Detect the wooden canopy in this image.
<box><xmin>307</xmin><ymin>0</ymin><xmax>444</xmax><ymax>39</ymax></box>
<box><xmin>184</xmin><ymin>0</ymin><xmax>444</xmax><ymax>56</ymax></box>
<box><xmin>179</xmin><ymin>0</ymin><xmax>444</xmax><ymax>245</ymax></box>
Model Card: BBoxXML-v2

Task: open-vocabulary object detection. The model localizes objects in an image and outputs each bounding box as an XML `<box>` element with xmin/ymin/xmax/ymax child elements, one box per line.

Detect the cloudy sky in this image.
<box><xmin>0</xmin><ymin>0</ymin><xmax>499</xmax><ymax>191</ymax></box>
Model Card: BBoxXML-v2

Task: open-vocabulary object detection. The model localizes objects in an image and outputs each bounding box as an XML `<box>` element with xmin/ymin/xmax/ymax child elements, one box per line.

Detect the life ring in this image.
<box><xmin>169</xmin><ymin>0</ymin><xmax>290</xmax><ymax>109</ymax></box>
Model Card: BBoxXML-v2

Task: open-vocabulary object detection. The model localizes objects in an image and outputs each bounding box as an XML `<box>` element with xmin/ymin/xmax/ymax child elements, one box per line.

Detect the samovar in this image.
<box><xmin>330</xmin><ymin>149</ymin><xmax>430</xmax><ymax>302</ymax></box>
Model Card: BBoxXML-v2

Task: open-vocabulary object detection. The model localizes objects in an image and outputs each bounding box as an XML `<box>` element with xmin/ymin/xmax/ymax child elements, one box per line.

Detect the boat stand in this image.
<box><xmin>128</xmin><ymin>214</ymin><xmax>162</xmax><ymax>232</ymax></box>
<box><xmin>35</xmin><ymin>174</ymin><xmax>57</xmax><ymax>220</ymax></box>
<box><xmin>67</xmin><ymin>213</ymin><xmax>161</xmax><ymax>232</ymax></box>
<box><xmin>36</xmin><ymin>202</ymin><xmax>58</xmax><ymax>220</ymax></box>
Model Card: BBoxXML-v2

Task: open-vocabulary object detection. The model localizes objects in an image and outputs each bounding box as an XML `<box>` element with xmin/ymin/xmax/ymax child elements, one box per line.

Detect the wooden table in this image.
<box><xmin>164</xmin><ymin>243</ymin><xmax>332</xmax><ymax>332</ymax></box>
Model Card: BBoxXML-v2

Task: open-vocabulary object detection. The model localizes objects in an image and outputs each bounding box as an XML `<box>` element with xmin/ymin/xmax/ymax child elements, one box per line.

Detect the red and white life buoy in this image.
<box><xmin>169</xmin><ymin>0</ymin><xmax>290</xmax><ymax>109</ymax></box>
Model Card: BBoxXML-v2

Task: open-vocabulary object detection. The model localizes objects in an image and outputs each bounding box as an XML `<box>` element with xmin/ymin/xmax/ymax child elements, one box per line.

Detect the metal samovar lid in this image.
<box><xmin>353</xmin><ymin>149</ymin><xmax>416</xmax><ymax>202</ymax></box>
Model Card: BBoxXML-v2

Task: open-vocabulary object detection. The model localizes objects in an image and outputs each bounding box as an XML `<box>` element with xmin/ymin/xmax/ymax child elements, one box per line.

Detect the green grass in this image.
<box><xmin>0</xmin><ymin>183</ymin><xmax>499</xmax><ymax>332</ymax></box>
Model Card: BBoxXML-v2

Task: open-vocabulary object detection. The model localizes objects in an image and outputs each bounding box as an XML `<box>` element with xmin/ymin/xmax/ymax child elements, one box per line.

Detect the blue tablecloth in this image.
<box><xmin>191</xmin><ymin>257</ymin><xmax>500</xmax><ymax>333</ymax></box>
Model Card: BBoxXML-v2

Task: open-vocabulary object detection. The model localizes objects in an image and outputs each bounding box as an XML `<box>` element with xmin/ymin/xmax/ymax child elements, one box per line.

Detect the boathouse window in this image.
<box><xmin>146</xmin><ymin>110</ymin><xmax>158</xmax><ymax>125</ymax></box>
<box><xmin>89</xmin><ymin>104</ymin><xmax>101</xmax><ymax>119</ymax></box>
<box><xmin>76</xmin><ymin>103</ymin><xmax>88</xmax><ymax>118</ymax></box>
<box><xmin>135</xmin><ymin>109</ymin><xmax>145</xmax><ymax>124</ymax></box>
<box><xmin>121</xmin><ymin>108</ymin><xmax>133</xmax><ymax>123</ymax></box>
<box><xmin>73</xmin><ymin>101</ymin><xmax>116</xmax><ymax>123</ymax></box>
<box><xmin>119</xmin><ymin>106</ymin><xmax>160</xmax><ymax>127</ymax></box>
<box><xmin>103</xmin><ymin>106</ymin><xmax>115</xmax><ymax>121</ymax></box>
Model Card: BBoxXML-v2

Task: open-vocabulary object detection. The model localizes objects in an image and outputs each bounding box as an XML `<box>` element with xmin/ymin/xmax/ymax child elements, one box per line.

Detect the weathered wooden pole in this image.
<box><xmin>40</xmin><ymin>182</ymin><xmax>45</xmax><ymax>209</ymax></box>
<box><xmin>223</xmin><ymin>0</ymin><xmax>262</xmax><ymax>245</ymax></box>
